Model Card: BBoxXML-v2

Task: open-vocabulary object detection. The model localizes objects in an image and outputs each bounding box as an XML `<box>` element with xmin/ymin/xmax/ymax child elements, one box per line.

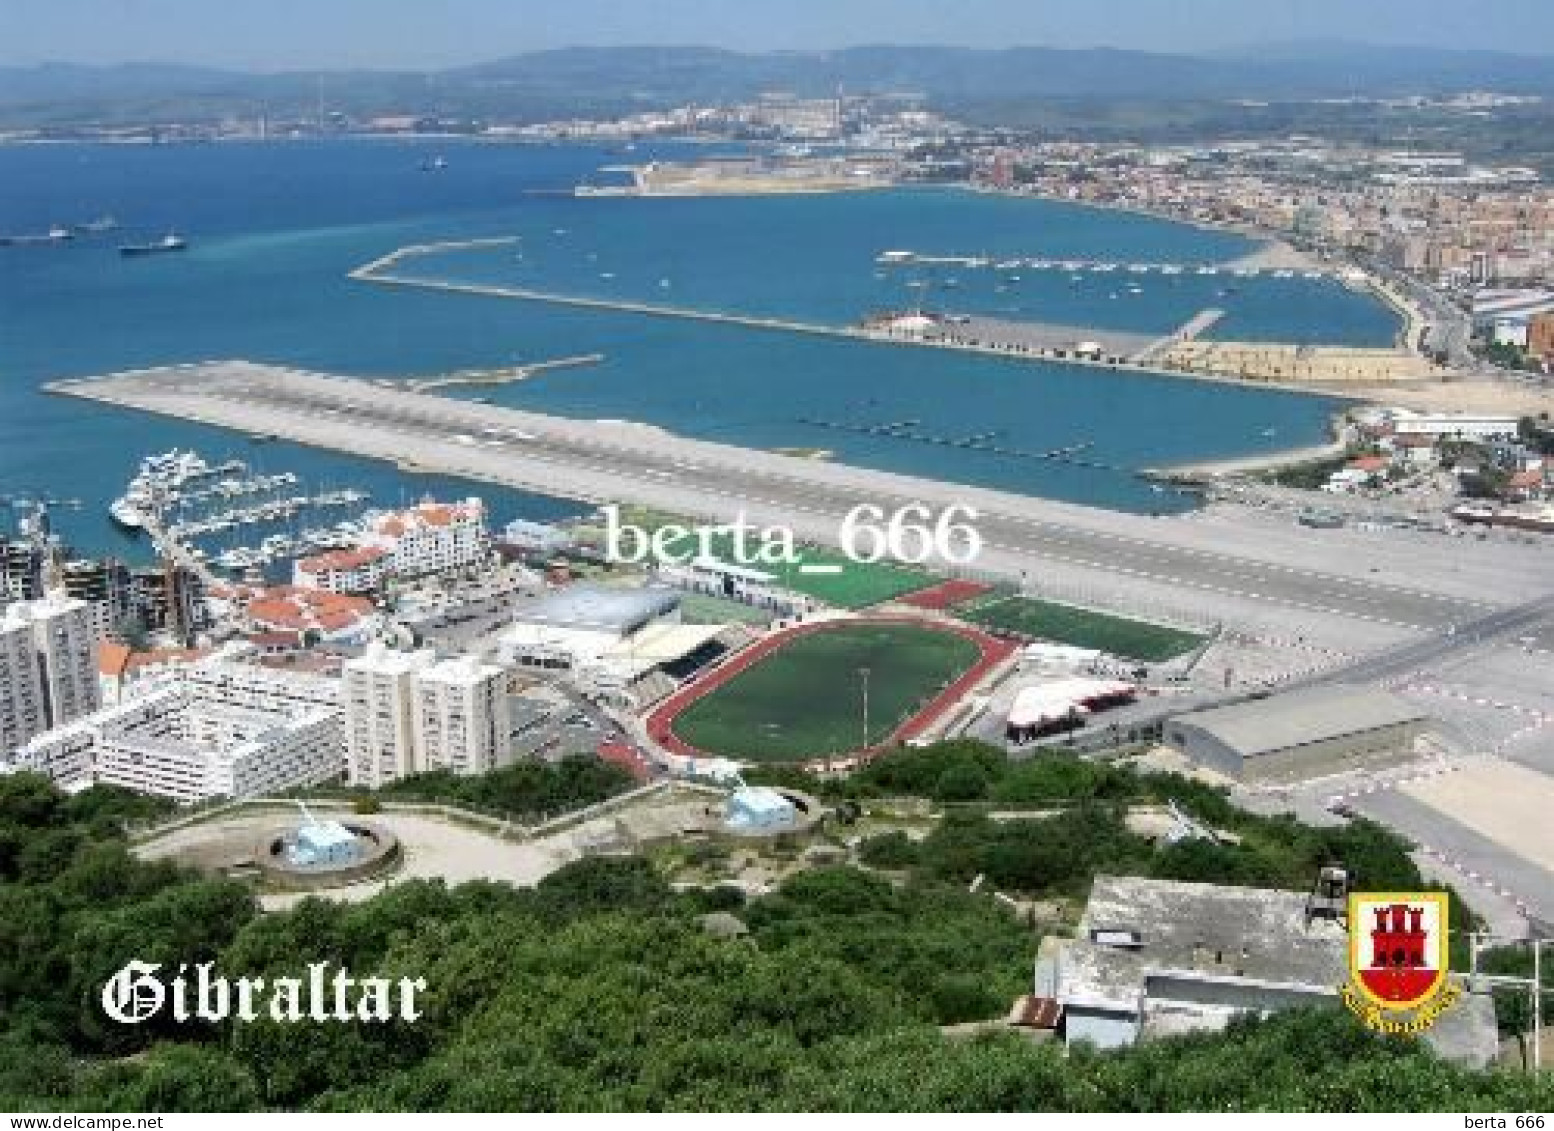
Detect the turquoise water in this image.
<box><xmin>0</xmin><ymin>139</ymin><xmax>1390</xmax><ymax>557</ymax></box>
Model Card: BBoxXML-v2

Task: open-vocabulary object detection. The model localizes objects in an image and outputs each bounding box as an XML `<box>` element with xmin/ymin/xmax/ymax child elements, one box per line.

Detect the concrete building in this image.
<box><xmin>1043</xmin><ymin>875</ymin><xmax>1348</xmax><ymax>1049</ymax></box>
<box><xmin>0</xmin><ymin>595</ymin><xmax>102</xmax><ymax>748</ymax></box>
<box><xmin>361</xmin><ymin>498</ymin><xmax>490</xmax><ymax>581</ymax></box>
<box><xmin>412</xmin><ymin>655</ymin><xmax>510</xmax><ymax>776</ymax></box>
<box><xmin>655</xmin><ymin>554</ymin><xmax>810</xmax><ymax>617</ymax></box>
<box><xmin>343</xmin><ymin>644</ymin><xmax>434</xmax><ymax>789</ymax></box>
<box><xmin>5</xmin><ymin>649</ymin><xmax>344</xmax><ymax>802</ymax></box>
<box><xmin>1042</xmin><ymin>875</ymin><xmax>1498</xmax><ymax>1066</ymax></box>
<box><xmin>1389</xmin><ymin>412</ymin><xmax>1520</xmax><ymax>442</ymax></box>
<box><xmin>1165</xmin><ymin>686</ymin><xmax>1428</xmax><ymax>783</ymax></box>
<box><xmin>292</xmin><ymin>547</ymin><xmax>389</xmax><ymax>594</ymax></box>
<box><xmin>0</xmin><ymin>611</ymin><xmax>47</xmax><ymax>752</ymax></box>
<box><xmin>345</xmin><ymin>644</ymin><xmax>510</xmax><ymax>787</ymax></box>
<box><xmin>501</xmin><ymin>583</ymin><xmax>730</xmax><ymax>693</ymax></box>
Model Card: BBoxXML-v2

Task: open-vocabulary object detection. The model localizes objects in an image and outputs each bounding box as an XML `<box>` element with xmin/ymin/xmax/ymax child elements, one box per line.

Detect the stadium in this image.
<box><xmin>645</xmin><ymin>615</ymin><xmax>1015</xmax><ymax>768</ymax></box>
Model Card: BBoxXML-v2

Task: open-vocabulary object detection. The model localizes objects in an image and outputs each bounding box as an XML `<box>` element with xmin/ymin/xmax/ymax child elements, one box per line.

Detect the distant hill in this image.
<box><xmin>3</xmin><ymin>43</ymin><xmax>1554</xmax><ymax>127</ymax></box>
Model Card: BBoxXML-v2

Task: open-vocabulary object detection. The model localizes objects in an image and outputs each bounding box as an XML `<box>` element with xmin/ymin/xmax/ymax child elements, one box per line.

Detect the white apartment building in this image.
<box><xmin>291</xmin><ymin>499</ymin><xmax>490</xmax><ymax>594</ymax></box>
<box><xmin>0</xmin><ymin>611</ymin><xmax>46</xmax><ymax>752</ymax></box>
<box><xmin>362</xmin><ymin>498</ymin><xmax>490</xmax><ymax>580</ymax></box>
<box><xmin>0</xmin><ymin>595</ymin><xmax>102</xmax><ymax>751</ymax></box>
<box><xmin>5</xmin><ymin>654</ymin><xmax>344</xmax><ymax>803</ymax></box>
<box><xmin>413</xmin><ymin>655</ymin><xmax>509</xmax><ymax>777</ymax></box>
<box><xmin>291</xmin><ymin>546</ymin><xmax>390</xmax><ymax>594</ymax></box>
<box><xmin>344</xmin><ymin>645</ymin><xmax>434</xmax><ymax>788</ymax></box>
<box><xmin>3</xmin><ymin>645</ymin><xmax>344</xmax><ymax>802</ymax></box>
<box><xmin>344</xmin><ymin>644</ymin><xmax>510</xmax><ymax>788</ymax></box>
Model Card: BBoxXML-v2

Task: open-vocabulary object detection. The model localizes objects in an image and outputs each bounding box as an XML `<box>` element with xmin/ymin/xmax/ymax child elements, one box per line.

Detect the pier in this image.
<box><xmin>1132</xmin><ymin>307</ymin><xmax>1226</xmax><ymax>363</ymax></box>
<box><xmin>405</xmin><ymin>353</ymin><xmax>605</xmax><ymax>394</ymax></box>
<box><xmin>795</xmin><ymin>418</ymin><xmax>1126</xmax><ymax>473</ymax></box>
<box><xmin>875</xmin><ymin>251</ymin><xmax>1336</xmax><ymax>279</ymax></box>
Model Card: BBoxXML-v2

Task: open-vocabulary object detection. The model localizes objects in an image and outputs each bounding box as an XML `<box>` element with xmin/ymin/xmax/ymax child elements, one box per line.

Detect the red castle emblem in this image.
<box><xmin>1348</xmin><ymin>892</ymin><xmax>1448</xmax><ymax>1011</ymax></box>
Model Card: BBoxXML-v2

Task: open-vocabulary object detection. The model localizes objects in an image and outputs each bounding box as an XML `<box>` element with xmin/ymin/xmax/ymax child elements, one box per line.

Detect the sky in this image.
<box><xmin>2</xmin><ymin>0</ymin><xmax>1552</xmax><ymax>70</ymax></box>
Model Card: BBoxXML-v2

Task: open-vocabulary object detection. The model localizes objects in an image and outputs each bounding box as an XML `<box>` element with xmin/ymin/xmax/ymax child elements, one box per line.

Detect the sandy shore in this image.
<box><xmin>1343</xmin><ymin>377</ymin><xmax>1554</xmax><ymax>417</ymax></box>
<box><xmin>1152</xmin><ymin>439</ymin><xmax>1348</xmax><ymax>478</ymax></box>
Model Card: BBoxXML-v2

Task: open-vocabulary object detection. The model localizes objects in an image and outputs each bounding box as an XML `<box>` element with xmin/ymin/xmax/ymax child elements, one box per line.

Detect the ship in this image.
<box><xmin>109</xmin><ymin>496</ymin><xmax>149</xmax><ymax>531</ymax></box>
<box><xmin>119</xmin><ymin>233</ymin><xmax>187</xmax><ymax>257</ymax></box>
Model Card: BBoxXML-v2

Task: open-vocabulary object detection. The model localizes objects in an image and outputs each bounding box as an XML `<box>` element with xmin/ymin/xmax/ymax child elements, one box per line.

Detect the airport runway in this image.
<box><xmin>50</xmin><ymin>361</ymin><xmax>1554</xmax><ymax>639</ymax></box>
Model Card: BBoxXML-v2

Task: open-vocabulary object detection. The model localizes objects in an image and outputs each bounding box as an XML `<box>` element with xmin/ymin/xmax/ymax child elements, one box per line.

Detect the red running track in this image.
<box><xmin>897</xmin><ymin>578</ymin><xmax>994</xmax><ymax>611</ymax></box>
<box><xmin>645</xmin><ymin>615</ymin><xmax>1015</xmax><ymax>769</ymax></box>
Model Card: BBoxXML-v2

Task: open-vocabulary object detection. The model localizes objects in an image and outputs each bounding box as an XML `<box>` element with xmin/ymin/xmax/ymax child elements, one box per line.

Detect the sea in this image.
<box><xmin>0</xmin><ymin>138</ymin><xmax>1399</xmax><ymax>562</ymax></box>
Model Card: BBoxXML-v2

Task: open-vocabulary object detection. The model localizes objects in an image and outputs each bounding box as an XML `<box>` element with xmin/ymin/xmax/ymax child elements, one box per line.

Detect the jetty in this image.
<box><xmin>873</xmin><ymin>251</ymin><xmax>1336</xmax><ymax>279</ymax></box>
<box><xmin>1132</xmin><ymin>307</ymin><xmax>1226</xmax><ymax>363</ymax></box>
<box><xmin>405</xmin><ymin>353</ymin><xmax>605</xmax><ymax>394</ymax></box>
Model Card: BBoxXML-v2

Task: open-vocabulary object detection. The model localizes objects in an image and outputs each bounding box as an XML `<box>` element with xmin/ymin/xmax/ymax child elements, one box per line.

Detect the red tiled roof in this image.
<box><xmin>98</xmin><ymin>642</ymin><xmax>132</xmax><ymax>678</ymax></box>
<box><xmin>1348</xmin><ymin>456</ymin><xmax>1389</xmax><ymax>472</ymax></box>
<box><xmin>298</xmin><ymin>547</ymin><xmax>387</xmax><ymax>574</ymax></box>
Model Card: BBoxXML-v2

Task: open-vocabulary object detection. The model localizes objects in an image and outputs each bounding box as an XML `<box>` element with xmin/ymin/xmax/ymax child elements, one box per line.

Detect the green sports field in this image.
<box><xmin>957</xmin><ymin>595</ymin><xmax>1204</xmax><ymax>662</ymax></box>
<box><xmin>671</xmin><ymin>622</ymin><xmax>982</xmax><ymax>762</ymax></box>
<box><xmin>599</xmin><ymin>506</ymin><xmax>932</xmax><ymax>609</ymax></box>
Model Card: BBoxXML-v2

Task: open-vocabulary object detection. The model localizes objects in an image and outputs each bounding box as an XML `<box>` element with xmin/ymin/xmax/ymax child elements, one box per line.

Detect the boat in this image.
<box><xmin>109</xmin><ymin>496</ymin><xmax>148</xmax><ymax>531</ymax></box>
<box><xmin>119</xmin><ymin>233</ymin><xmax>187</xmax><ymax>257</ymax></box>
<box><xmin>74</xmin><ymin>216</ymin><xmax>119</xmax><ymax>234</ymax></box>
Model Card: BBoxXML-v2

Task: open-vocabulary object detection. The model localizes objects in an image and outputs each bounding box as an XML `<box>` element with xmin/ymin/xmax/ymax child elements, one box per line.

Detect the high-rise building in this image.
<box><xmin>0</xmin><ymin>611</ymin><xmax>47</xmax><ymax>751</ymax></box>
<box><xmin>344</xmin><ymin>644</ymin><xmax>511</xmax><ymax>787</ymax></box>
<box><xmin>413</xmin><ymin>655</ymin><xmax>510</xmax><ymax>777</ymax></box>
<box><xmin>0</xmin><ymin>538</ymin><xmax>45</xmax><ymax>603</ymax></box>
<box><xmin>343</xmin><ymin>644</ymin><xmax>435</xmax><ymax>788</ymax></box>
<box><xmin>0</xmin><ymin>595</ymin><xmax>102</xmax><ymax>747</ymax></box>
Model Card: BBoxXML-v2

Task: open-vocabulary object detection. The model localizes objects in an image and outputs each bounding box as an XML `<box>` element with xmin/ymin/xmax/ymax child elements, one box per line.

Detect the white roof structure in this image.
<box><xmin>1007</xmin><ymin>678</ymin><xmax>1134</xmax><ymax>727</ymax></box>
<box><xmin>518</xmin><ymin>584</ymin><xmax>680</xmax><ymax>636</ymax></box>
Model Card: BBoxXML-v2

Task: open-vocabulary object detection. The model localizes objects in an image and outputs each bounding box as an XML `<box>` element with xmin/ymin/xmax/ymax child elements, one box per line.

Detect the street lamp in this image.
<box><xmin>858</xmin><ymin>666</ymin><xmax>871</xmax><ymax>751</ymax></box>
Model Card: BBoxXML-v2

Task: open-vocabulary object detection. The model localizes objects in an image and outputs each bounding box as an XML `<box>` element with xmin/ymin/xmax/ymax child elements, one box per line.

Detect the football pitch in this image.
<box><xmin>601</xmin><ymin>507</ymin><xmax>932</xmax><ymax>609</ymax></box>
<box><xmin>671</xmin><ymin>622</ymin><xmax>982</xmax><ymax>762</ymax></box>
<box><xmin>958</xmin><ymin>595</ymin><xmax>1204</xmax><ymax>662</ymax></box>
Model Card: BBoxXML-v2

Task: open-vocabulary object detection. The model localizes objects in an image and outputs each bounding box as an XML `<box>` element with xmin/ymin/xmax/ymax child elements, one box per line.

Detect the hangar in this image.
<box><xmin>1164</xmin><ymin>685</ymin><xmax>1429</xmax><ymax>783</ymax></box>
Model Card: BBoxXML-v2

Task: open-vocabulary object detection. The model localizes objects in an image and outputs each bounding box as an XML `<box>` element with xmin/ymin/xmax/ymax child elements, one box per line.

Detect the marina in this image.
<box><xmin>108</xmin><ymin>447</ymin><xmax>376</xmax><ymax>579</ymax></box>
<box><xmin>874</xmin><ymin>249</ymin><xmax>1352</xmax><ymax>284</ymax></box>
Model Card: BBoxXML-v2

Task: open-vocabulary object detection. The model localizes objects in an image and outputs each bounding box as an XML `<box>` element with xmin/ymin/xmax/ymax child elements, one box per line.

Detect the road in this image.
<box><xmin>51</xmin><ymin>361</ymin><xmax>1552</xmax><ymax>641</ymax></box>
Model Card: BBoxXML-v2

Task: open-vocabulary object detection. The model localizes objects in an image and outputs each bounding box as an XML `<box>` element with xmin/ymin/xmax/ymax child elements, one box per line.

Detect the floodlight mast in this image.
<box><xmin>1468</xmin><ymin>931</ymin><xmax>1545</xmax><ymax>1071</ymax></box>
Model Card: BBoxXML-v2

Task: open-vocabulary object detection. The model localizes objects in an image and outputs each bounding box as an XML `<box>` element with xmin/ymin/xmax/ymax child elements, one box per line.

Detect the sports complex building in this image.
<box><xmin>1164</xmin><ymin>685</ymin><xmax>1429</xmax><ymax>784</ymax></box>
<box><xmin>500</xmin><ymin>583</ymin><xmax>748</xmax><ymax>696</ymax></box>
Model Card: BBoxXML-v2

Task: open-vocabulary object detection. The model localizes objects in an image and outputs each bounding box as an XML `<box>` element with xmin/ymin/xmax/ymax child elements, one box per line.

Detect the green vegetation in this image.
<box><xmin>780</xmin><ymin>741</ymin><xmax>1440</xmax><ymax>897</ymax></box>
<box><xmin>1519</xmin><ymin>415</ymin><xmax>1554</xmax><ymax>457</ymax></box>
<box><xmin>2</xmin><ymin>768</ymin><xmax>1550</xmax><ymax>1112</ymax></box>
<box><xmin>373</xmin><ymin>756</ymin><xmax>635</xmax><ymax>822</ymax></box>
<box><xmin>672</xmin><ymin>623</ymin><xmax>981</xmax><ymax>760</ymax></box>
<box><xmin>1262</xmin><ymin>452</ymin><xmax>1354</xmax><ymax>489</ymax></box>
<box><xmin>608</xmin><ymin>506</ymin><xmax>933</xmax><ymax>609</ymax></box>
<box><xmin>957</xmin><ymin>594</ymin><xmax>1204</xmax><ymax>661</ymax></box>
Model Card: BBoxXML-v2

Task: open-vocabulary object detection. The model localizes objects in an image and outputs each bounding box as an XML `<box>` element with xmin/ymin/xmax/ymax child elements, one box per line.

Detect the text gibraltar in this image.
<box><xmin>101</xmin><ymin>960</ymin><xmax>428</xmax><ymax>1024</ymax></box>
